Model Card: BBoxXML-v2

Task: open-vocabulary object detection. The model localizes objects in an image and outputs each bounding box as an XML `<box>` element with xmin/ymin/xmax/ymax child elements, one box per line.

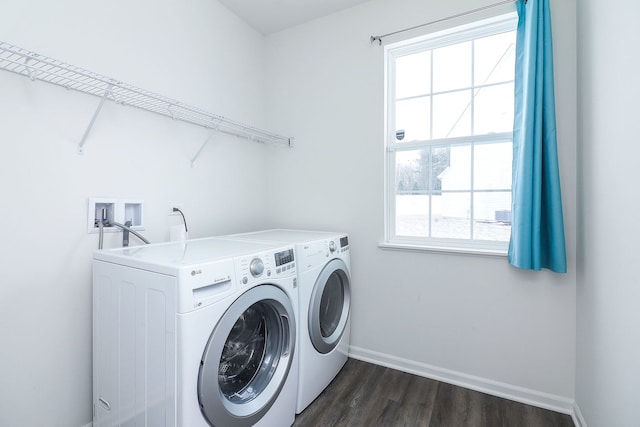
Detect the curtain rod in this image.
<box><xmin>370</xmin><ymin>0</ymin><xmax>520</xmax><ymax>45</ymax></box>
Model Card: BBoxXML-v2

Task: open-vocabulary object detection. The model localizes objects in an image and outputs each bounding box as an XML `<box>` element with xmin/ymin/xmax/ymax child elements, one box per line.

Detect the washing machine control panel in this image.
<box><xmin>249</xmin><ymin>258</ymin><xmax>264</xmax><ymax>277</ymax></box>
<box><xmin>275</xmin><ymin>248</ymin><xmax>294</xmax><ymax>266</ymax></box>
<box><xmin>236</xmin><ymin>247</ymin><xmax>296</xmax><ymax>288</ymax></box>
<box><xmin>177</xmin><ymin>258</ymin><xmax>237</xmax><ymax>313</ymax></box>
<box><xmin>274</xmin><ymin>248</ymin><xmax>295</xmax><ymax>276</ymax></box>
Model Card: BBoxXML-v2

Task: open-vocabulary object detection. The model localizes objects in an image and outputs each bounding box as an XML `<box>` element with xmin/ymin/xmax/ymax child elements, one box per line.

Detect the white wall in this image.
<box><xmin>576</xmin><ymin>0</ymin><xmax>640</xmax><ymax>426</ymax></box>
<box><xmin>0</xmin><ymin>1</ymin><xmax>270</xmax><ymax>426</ymax></box>
<box><xmin>265</xmin><ymin>0</ymin><xmax>577</xmax><ymax>410</ymax></box>
<box><xmin>0</xmin><ymin>0</ymin><xmax>582</xmax><ymax>425</ymax></box>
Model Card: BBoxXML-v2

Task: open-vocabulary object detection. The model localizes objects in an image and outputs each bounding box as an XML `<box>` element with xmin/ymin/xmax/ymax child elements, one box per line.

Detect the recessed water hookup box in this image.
<box><xmin>88</xmin><ymin>198</ymin><xmax>145</xmax><ymax>233</ymax></box>
<box><xmin>122</xmin><ymin>200</ymin><xmax>144</xmax><ymax>230</ymax></box>
<box><xmin>88</xmin><ymin>198</ymin><xmax>117</xmax><ymax>233</ymax></box>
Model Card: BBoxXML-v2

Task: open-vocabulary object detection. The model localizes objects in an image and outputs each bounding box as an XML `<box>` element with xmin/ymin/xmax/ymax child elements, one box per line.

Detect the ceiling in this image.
<box><xmin>217</xmin><ymin>0</ymin><xmax>372</xmax><ymax>35</ymax></box>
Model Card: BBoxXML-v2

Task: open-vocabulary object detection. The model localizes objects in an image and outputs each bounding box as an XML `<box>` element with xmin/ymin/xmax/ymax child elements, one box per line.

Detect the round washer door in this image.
<box><xmin>308</xmin><ymin>258</ymin><xmax>351</xmax><ymax>354</ymax></box>
<box><xmin>198</xmin><ymin>284</ymin><xmax>296</xmax><ymax>427</ymax></box>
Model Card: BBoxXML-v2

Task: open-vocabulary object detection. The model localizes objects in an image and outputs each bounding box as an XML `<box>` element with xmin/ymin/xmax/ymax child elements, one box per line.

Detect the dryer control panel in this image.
<box><xmin>297</xmin><ymin>234</ymin><xmax>349</xmax><ymax>273</ymax></box>
<box><xmin>236</xmin><ymin>246</ymin><xmax>296</xmax><ymax>289</ymax></box>
<box><xmin>339</xmin><ymin>235</ymin><xmax>349</xmax><ymax>252</ymax></box>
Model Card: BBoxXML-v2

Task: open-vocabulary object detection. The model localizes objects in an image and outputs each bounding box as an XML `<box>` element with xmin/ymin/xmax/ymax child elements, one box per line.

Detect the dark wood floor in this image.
<box><xmin>293</xmin><ymin>358</ymin><xmax>574</xmax><ymax>427</ymax></box>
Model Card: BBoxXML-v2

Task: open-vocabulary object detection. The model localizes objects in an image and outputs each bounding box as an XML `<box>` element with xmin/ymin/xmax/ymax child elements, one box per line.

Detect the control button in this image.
<box><xmin>277</xmin><ymin>268</ymin><xmax>282</xmax><ymax>274</ymax></box>
<box><xmin>329</xmin><ymin>241</ymin><xmax>337</xmax><ymax>253</ymax></box>
<box><xmin>242</xmin><ymin>277</ymin><xmax>248</xmax><ymax>284</ymax></box>
<box><xmin>250</xmin><ymin>258</ymin><xmax>264</xmax><ymax>277</ymax></box>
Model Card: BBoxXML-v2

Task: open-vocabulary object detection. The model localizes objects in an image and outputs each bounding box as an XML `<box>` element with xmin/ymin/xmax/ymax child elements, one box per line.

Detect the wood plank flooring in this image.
<box><xmin>293</xmin><ymin>359</ymin><xmax>574</xmax><ymax>427</ymax></box>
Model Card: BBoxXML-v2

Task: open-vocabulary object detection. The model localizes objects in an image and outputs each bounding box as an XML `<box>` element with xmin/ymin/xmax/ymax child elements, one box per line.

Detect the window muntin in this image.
<box><xmin>385</xmin><ymin>14</ymin><xmax>517</xmax><ymax>253</ymax></box>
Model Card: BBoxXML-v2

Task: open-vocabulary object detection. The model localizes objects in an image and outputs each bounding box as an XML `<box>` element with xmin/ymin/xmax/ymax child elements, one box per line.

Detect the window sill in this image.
<box><xmin>378</xmin><ymin>241</ymin><xmax>508</xmax><ymax>257</ymax></box>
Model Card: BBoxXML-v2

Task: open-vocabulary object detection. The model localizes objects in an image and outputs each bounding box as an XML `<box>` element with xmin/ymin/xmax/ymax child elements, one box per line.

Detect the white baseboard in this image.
<box><xmin>572</xmin><ymin>401</ymin><xmax>587</xmax><ymax>427</ymax></box>
<box><xmin>348</xmin><ymin>345</ymin><xmax>576</xmax><ymax>419</ymax></box>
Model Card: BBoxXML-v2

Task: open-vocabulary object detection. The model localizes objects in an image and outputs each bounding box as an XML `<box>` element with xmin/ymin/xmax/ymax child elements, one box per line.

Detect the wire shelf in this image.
<box><xmin>0</xmin><ymin>41</ymin><xmax>293</xmax><ymax>152</ymax></box>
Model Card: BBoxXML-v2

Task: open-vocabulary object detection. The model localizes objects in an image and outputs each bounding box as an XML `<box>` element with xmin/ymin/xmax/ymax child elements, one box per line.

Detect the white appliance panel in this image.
<box><xmin>93</xmin><ymin>238</ymin><xmax>299</xmax><ymax>427</ymax></box>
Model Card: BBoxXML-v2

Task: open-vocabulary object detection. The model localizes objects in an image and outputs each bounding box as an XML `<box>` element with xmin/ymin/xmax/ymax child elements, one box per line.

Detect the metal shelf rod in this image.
<box><xmin>0</xmin><ymin>41</ymin><xmax>293</xmax><ymax>151</ymax></box>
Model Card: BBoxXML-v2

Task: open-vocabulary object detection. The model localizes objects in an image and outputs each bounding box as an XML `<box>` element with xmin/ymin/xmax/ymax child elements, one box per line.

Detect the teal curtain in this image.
<box><xmin>508</xmin><ymin>0</ymin><xmax>566</xmax><ymax>273</ymax></box>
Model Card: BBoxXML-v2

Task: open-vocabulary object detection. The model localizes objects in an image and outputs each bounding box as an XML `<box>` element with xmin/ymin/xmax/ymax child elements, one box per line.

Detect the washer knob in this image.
<box><xmin>329</xmin><ymin>240</ymin><xmax>337</xmax><ymax>253</ymax></box>
<box><xmin>250</xmin><ymin>258</ymin><xmax>264</xmax><ymax>277</ymax></box>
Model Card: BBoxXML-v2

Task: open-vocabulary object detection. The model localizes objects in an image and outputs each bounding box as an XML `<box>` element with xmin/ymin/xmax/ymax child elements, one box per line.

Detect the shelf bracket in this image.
<box><xmin>190</xmin><ymin>131</ymin><xmax>217</xmax><ymax>167</ymax></box>
<box><xmin>24</xmin><ymin>57</ymin><xmax>37</xmax><ymax>81</ymax></box>
<box><xmin>78</xmin><ymin>84</ymin><xmax>113</xmax><ymax>154</ymax></box>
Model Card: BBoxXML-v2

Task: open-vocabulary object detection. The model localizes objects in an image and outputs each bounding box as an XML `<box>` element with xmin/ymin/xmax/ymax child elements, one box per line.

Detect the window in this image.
<box><xmin>384</xmin><ymin>14</ymin><xmax>517</xmax><ymax>254</ymax></box>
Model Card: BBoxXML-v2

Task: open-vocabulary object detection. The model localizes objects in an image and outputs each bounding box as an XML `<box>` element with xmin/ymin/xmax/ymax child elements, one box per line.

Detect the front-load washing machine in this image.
<box><xmin>92</xmin><ymin>237</ymin><xmax>298</xmax><ymax>426</ymax></box>
<box><xmin>225</xmin><ymin>229</ymin><xmax>351</xmax><ymax>414</ymax></box>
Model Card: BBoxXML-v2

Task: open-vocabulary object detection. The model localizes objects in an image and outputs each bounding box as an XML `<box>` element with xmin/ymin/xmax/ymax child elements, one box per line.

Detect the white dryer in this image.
<box><xmin>226</xmin><ymin>229</ymin><xmax>351</xmax><ymax>414</ymax></box>
<box><xmin>92</xmin><ymin>237</ymin><xmax>299</xmax><ymax>427</ymax></box>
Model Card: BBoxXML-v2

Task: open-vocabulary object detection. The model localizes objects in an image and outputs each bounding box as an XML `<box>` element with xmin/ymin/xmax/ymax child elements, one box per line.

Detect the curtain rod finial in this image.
<box><xmin>370</xmin><ymin>35</ymin><xmax>382</xmax><ymax>45</ymax></box>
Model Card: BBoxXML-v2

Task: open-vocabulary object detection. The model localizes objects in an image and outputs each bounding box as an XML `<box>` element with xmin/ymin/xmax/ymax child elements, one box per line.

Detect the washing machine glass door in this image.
<box><xmin>308</xmin><ymin>258</ymin><xmax>351</xmax><ymax>354</ymax></box>
<box><xmin>198</xmin><ymin>284</ymin><xmax>295</xmax><ymax>427</ymax></box>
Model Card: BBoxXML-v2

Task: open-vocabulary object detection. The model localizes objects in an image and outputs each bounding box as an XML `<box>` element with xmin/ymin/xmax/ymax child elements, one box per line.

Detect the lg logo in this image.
<box><xmin>191</xmin><ymin>269</ymin><xmax>202</xmax><ymax>276</ymax></box>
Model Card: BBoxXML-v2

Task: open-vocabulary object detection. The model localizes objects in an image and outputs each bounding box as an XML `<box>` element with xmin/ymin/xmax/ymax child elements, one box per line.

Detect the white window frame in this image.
<box><xmin>383</xmin><ymin>13</ymin><xmax>518</xmax><ymax>256</ymax></box>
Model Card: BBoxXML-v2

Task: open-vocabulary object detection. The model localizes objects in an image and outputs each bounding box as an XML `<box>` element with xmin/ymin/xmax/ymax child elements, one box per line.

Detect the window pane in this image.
<box><xmin>396</xmin><ymin>97</ymin><xmax>430</xmax><ymax>142</ymax></box>
<box><xmin>395</xmin><ymin>150</ymin><xmax>423</xmax><ymax>193</ymax></box>
<box><xmin>474</xmin><ymin>31</ymin><xmax>516</xmax><ymax>85</ymax></box>
<box><xmin>474</xmin><ymin>142</ymin><xmax>513</xmax><ymax>190</ymax></box>
<box><xmin>395</xmin><ymin>194</ymin><xmax>430</xmax><ymax>237</ymax></box>
<box><xmin>395</xmin><ymin>147</ymin><xmax>451</xmax><ymax>237</ymax></box>
<box><xmin>439</xmin><ymin>144</ymin><xmax>471</xmax><ymax>191</ymax></box>
<box><xmin>433</xmin><ymin>41</ymin><xmax>472</xmax><ymax>93</ymax></box>
<box><xmin>432</xmin><ymin>90</ymin><xmax>471</xmax><ymax>138</ymax></box>
<box><xmin>395</xmin><ymin>148</ymin><xmax>449</xmax><ymax>193</ymax></box>
<box><xmin>432</xmin><ymin>192</ymin><xmax>471</xmax><ymax>239</ymax></box>
<box><xmin>385</xmin><ymin>14</ymin><xmax>516</xmax><ymax>249</ymax></box>
<box><xmin>395</xmin><ymin>51</ymin><xmax>431</xmax><ymax>99</ymax></box>
<box><xmin>473</xmin><ymin>192</ymin><xmax>512</xmax><ymax>241</ymax></box>
<box><xmin>473</xmin><ymin>83</ymin><xmax>514</xmax><ymax>135</ymax></box>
